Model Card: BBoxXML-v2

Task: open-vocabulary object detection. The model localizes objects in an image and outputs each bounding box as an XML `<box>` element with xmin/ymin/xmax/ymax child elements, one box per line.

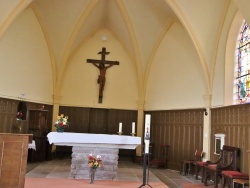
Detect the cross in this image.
<box><xmin>87</xmin><ymin>47</ymin><xmax>119</xmax><ymax>103</ymax></box>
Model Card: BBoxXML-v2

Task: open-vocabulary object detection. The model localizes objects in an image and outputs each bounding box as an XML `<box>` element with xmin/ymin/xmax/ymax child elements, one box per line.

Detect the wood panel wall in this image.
<box><xmin>146</xmin><ymin>109</ymin><xmax>204</xmax><ymax>170</ymax></box>
<box><xmin>59</xmin><ymin>106</ymin><xmax>138</xmax><ymax>135</ymax></box>
<box><xmin>1</xmin><ymin>97</ymin><xmax>248</xmax><ymax>172</ymax></box>
<box><xmin>0</xmin><ymin>99</ymin><xmax>19</xmax><ymax>133</ymax></box>
<box><xmin>211</xmin><ymin>104</ymin><xmax>250</xmax><ymax>174</ymax></box>
<box><xmin>0</xmin><ymin>97</ymin><xmax>53</xmax><ymax>135</ymax></box>
<box><xmin>58</xmin><ymin>106</ymin><xmax>138</xmax><ymax>157</ymax></box>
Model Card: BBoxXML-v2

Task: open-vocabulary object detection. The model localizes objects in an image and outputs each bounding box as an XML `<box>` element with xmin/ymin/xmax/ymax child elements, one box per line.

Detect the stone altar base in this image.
<box><xmin>70</xmin><ymin>146</ymin><xmax>119</xmax><ymax>180</ymax></box>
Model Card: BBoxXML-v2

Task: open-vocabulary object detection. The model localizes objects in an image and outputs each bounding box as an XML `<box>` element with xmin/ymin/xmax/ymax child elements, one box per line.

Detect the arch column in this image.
<box><xmin>51</xmin><ymin>95</ymin><xmax>62</xmax><ymax>152</ymax></box>
<box><xmin>52</xmin><ymin>95</ymin><xmax>62</xmax><ymax>131</ymax></box>
<box><xmin>203</xmin><ymin>94</ymin><xmax>212</xmax><ymax>161</ymax></box>
<box><xmin>136</xmin><ymin>100</ymin><xmax>145</xmax><ymax>156</ymax></box>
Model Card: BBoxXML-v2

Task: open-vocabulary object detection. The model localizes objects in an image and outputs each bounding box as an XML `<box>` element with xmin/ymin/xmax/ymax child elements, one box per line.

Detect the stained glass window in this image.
<box><xmin>234</xmin><ymin>21</ymin><xmax>250</xmax><ymax>104</ymax></box>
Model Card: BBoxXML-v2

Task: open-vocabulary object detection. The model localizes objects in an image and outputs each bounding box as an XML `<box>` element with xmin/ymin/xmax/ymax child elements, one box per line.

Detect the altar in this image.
<box><xmin>47</xmin><ymin>132</ymin><xmax>141</xmax><ymax>180</ymax></box>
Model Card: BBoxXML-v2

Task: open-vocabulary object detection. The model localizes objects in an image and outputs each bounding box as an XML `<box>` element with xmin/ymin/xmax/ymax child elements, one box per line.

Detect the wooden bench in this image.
<box><xmin>180</xmin><ymin>150</ymin><xmax>204</xmax><ymax>178</ymax></box>
<box><xmin>149</xmin><ymin>144</ymin><xmax>169</xmax><ymax>168</ymax></box>
<box><xmin>233</xmin><ymin>178</ymin><xmax>249</xmax><ymax>188</ymax></box>
<box><xmin>221</xmin><ymin>170</ymin><xmax>249</xmax><ymax>188</ymax></box>
<box><xmin>203</xmin><ymin>145</ymin><xmax>240</xmax><ymax>188</ymax></box>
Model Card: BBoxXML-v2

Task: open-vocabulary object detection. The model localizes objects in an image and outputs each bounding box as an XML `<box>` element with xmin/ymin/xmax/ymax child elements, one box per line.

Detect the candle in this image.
<box><xmin>145</xmin><ymin>140</ymin><xmax>150</xmax><ymax>153</ymax></box>
<box><xmin>144</xmin><ymin>114</ymin><xmax>151</xmax><ymax>154</ymax></box>
<box><xmin>132</xmin><ymin>122</ymin><xmax>135</xmax><ymax>133</ymax></box>
<box><xmin>119</xmin><ymin>123</ymin><xmax>122</xmax><ymax>132</ymax></box>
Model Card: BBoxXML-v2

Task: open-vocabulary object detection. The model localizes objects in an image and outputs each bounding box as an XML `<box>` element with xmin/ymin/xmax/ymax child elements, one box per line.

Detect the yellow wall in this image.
<box><xmin>145</xmin><ymin>22</ymin><xmax>204</xmax><ymax>110</ymax></box>
<box><xmin>0</xmin><ymin>7</ymin><xmax>53</xmax><ymax>104</ymax></box>
<box><xmin>60</xmin><ymin>29</ymin><xmax>139</xmax><ymax>109</ymax></box>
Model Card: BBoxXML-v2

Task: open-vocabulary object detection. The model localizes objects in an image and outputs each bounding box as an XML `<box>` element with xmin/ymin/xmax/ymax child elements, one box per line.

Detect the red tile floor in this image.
<box><xmin>26</xmin><ymin>157</ymin><xmax>244</xmax><ymax>188</ymax></box>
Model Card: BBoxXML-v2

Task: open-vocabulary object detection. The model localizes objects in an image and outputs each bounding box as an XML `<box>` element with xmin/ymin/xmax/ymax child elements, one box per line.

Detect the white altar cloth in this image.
<box><xmin>47</xmin><ymin>132</ymin><xmax>141</xmax><ymax>149</ymax></box>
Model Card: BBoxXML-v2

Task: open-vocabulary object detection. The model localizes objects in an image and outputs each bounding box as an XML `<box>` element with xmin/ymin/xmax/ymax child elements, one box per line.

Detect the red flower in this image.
<box><xmin>17</xmin><ymin>112</ymin><xmax>23</xmax><ymax>119</ymax></box>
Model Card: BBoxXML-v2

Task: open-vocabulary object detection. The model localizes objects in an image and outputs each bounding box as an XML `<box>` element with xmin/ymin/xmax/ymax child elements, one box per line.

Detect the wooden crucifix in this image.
<box><xmin>87</xmin><ymin>47</ymin><xmax>119</xmax><ymax>103</ymax></box>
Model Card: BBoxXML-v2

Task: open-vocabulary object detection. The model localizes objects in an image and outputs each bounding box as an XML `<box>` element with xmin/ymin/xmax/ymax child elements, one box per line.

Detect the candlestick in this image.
<box><xmin>117</xmin><ymin>131</ymin><xmax>123</xmax><ymax>136</ymax></box>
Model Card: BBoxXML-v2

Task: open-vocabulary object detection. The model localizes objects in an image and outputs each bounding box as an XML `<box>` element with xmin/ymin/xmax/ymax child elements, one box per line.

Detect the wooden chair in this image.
<box><xmin>180</xmin><ymin>149</ymin><xmax>204</xmax><ymax>177</ymax></box>
<box><xmin>203</xmin><ymin>145</ymin><xmax>240</xmax><ymax>188</ymax></box>
<box><xmin>221</xmin><ymin>170</ymin><xmax>249</xmax><ymax>188</ymax></box>
<box><xmin>149</xmin><ymin>144</ymin><xmax>169</xmax><ymax>168</ymax></box>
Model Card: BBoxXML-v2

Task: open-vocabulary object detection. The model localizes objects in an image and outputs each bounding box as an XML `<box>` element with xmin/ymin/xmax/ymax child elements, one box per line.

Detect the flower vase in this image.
<box><xmin>56</xmin><ymin>127</ymin><xmax>64</xmax><ymax>133</ymax></box>
<box><xmin>89</xmin><ymin>168</ymin><xmax>96</xmax><ymax>184</ymax></box>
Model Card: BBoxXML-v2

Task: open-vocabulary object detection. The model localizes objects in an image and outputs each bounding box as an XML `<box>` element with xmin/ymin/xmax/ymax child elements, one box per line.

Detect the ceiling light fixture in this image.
<box><xmin>102</xmin><ymin>35</ymin><xmax>107</xmax><ymax>41</ymax></box>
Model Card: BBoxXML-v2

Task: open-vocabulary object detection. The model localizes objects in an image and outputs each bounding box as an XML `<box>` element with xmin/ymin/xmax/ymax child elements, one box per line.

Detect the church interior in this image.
<box><xmin>1</xmin><ymin>0</ymin><xmax>250</xmax><ymax>187</ymax></box>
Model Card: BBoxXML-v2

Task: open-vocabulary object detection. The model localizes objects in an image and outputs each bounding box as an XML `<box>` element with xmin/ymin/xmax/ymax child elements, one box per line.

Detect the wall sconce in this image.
<box><xmin>204</xmin><ymin>109</ymin><xmax>208</xmax><ymax>116</ymax></box>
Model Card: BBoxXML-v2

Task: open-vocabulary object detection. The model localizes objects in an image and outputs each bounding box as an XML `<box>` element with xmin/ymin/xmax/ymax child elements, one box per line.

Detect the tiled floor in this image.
<box><xmin>25</xmin><ymin>157</ymin><xmax>219</xmax><ymax>188</ymax></box>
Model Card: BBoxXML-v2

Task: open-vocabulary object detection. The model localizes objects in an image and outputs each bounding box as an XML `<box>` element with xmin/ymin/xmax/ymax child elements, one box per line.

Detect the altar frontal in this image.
<box><xmin>47</xmin><ymin>132</ymin><xmax>141</xmax><ymax>180</ymax></box>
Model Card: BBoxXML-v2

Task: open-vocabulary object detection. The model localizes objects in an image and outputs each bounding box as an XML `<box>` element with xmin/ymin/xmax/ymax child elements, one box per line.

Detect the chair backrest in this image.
<box><xmin>194</xmin><ymin>149</ymin><xmax>204</xmax><ymax>161</ymax></box>
<box><xmin>159</xmin><ymin>144</ymin><xmax>169</xmax><ymax>156</ymax></box>
<box><xmin>218</xmin><ymin>145</ymin><xmax>240</xmax><ymax>171</ymax></box>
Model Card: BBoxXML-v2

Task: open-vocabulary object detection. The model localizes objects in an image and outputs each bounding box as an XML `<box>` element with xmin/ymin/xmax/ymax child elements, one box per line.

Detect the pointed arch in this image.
<box><xmin>0</xmin><ymin>0</ymin><xmax>32</xmax><ymax>40</ymax></box>
<box><xmin>56</xmin><ymin>0</ymin><xmax>99</xmax><ymax>97</ymax></box>
<box><xmin>164</xmin><ymin>0</ymin><xmax>211</xmax><ymax>94</ymax></box>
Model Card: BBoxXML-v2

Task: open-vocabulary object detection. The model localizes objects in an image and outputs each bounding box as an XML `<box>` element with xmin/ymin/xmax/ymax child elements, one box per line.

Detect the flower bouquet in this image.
<box><xmin>54</xmin><ymin>114</ymin><xmax>69</xmax><ymax>132</ymax></box>
<box><xmin>87</xmin><ymin>154</ymin><xmax>102</xmax><ymax>169</ymax></box>
<box><xmin>87</xmin><ymin>154</ymin><xmax>102</xmax><ymax>184</ymax></box>
<box><xmin>16</xmin><ymin>111</ymin><xmax>23</xmax><ymax>120</ymax></box>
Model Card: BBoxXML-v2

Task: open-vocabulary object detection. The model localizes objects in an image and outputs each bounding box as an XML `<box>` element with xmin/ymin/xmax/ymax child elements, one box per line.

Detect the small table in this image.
<box><xmin>28</xmin><ymin>140</ymin><xmax>36</xmax><ymax>150</ymax></box>
<box><xmin>181</xmin><ymin>160</ymin><xmax>195</xmax><ymax>177</ymax></box>
<box><xmin>28</xmin><ymin>140</ymin><xmax>36</xmax><ymax>162</ymax></box>
<box><xmin>233</xmin><ymin>178</ymin><xmax>249</xmax><ymax>188</ymax></box>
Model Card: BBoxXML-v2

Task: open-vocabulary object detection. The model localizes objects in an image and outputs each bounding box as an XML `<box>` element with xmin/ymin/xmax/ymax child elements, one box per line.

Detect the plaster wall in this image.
<box><xmin>0</xmin><ymin>8</ymin><xmax>53</xmax><ymax>104</ymax></box>
<box><xmin>60</xmin><ymin>29</ymin><xmax>138</xmax><ymax>109</ymax></box>
<box><xmin>145</xmin><ymin>22</ymin><xmax>204</xmax><ymax>110</ymax></box>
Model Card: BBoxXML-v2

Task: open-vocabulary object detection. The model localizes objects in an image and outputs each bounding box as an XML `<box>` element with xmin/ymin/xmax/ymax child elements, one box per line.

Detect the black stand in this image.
<box><xmin>139</xmin><ymin>153</ymin><xmax>152</xmax><ymax>188</ymax></box>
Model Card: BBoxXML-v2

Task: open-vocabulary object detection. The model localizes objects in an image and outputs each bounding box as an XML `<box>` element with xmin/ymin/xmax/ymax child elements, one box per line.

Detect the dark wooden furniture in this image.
<box><xmin>28</xmin><ymin>136</ymin><xmax>53</xmax><ymax>162</ymax></box>
<box><xmin>180</xmin><ymin>149</ymin><xmax>204</xmax><ymax>177</ymax></box>
<box><xmin>203</xmin><ymin>145</ymin><xmax>240</xmax><ymax>188</ymax></box>
<box><xmin>28</xmin><ymin>109</ymin><xmax>51</xmax><ymax>162</ymax></box>
<box><xmin>0</xmin><ymin>133</ymin><xmax>32</xmax><ymax>188</ymax></box>
<box><xmin>149</xmin><ymin>144</ymin><xmax>169</xmax><ymax>168</ymax></box>
<box><xmin>29</xmin><ymin>109</ymin><xmax>48</xmax><ymax>131</ymax></box>
<box><xmin>233</xmin><ymin>178</ymin><xmax>249</xmax><ymax>188</ymax></box>
<box><xmin>221</xmin><ymin>170</ymin><xmax>249</xmax><ymax>188</ymax></box>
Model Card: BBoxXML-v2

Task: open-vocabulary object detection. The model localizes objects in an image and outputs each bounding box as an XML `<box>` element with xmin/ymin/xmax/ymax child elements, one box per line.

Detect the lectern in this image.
<box><xmin>0</xmin><ymin>133</ymin><xmax>32</xmax><ymax>188</ymax></box>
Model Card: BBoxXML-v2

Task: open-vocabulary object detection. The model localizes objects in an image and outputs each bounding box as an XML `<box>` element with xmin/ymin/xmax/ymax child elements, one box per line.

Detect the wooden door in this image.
<box><xmin>89</xmin><ymin>108</ymin><xmax>108</xmax><ymax>134</ymax></box>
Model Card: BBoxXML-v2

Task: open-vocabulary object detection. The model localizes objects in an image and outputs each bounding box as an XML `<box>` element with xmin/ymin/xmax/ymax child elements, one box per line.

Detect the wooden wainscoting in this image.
<box><xmin>211</xmin><ymin>104</ymin><xmax>250</xmax><ymax>174</ymax></box>
<box><xmin>58</xmin><ymin>106</ymin><xmax>138</xmax><ymax>158</ymax></box>
<box><xmin>59</xmin><ymin>106</ymin><xmax>137</xmax><ymax>135</ymax></box>
<box><xmin>146</xmin><ymin>109</ymin><xmax>204</xmax><ymax>171</ymax></box>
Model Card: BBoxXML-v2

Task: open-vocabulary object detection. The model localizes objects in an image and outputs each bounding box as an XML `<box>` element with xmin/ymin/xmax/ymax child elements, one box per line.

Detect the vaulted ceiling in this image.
<box><xmin>29</xmin><ymin>0</ymin><xmax>177</xmax><ymax>74</ymax></box>
<box><xmin>1</xmin><ymin>0</ymin><xmax>250</xmax><ymax>97</ymax></box>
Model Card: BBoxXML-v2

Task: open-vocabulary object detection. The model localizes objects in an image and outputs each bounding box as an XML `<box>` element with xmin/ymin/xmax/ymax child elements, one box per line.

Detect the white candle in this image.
<box><xmin>144</xmin><ymin>114</ymin><xmax>151</xmax><ymax>153</ymax></box>
<box><xmin>132</xmin><ymin>122</ymin><xmax>135</xmax><ymax>133</ymax></box>
<box><xmin>145</xmin><ymin>140</ymin><xmax>150</xmax><ymax>153</ymax></box>
<box><xmin>144</xmin><ymin>114</ymin><xmax>151</xmax><ymax>140</ymax></box>
<box><xmin>119</xmin><ymin>123</ymin><xmax>122</xmax><ymax>132</ymax></box>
